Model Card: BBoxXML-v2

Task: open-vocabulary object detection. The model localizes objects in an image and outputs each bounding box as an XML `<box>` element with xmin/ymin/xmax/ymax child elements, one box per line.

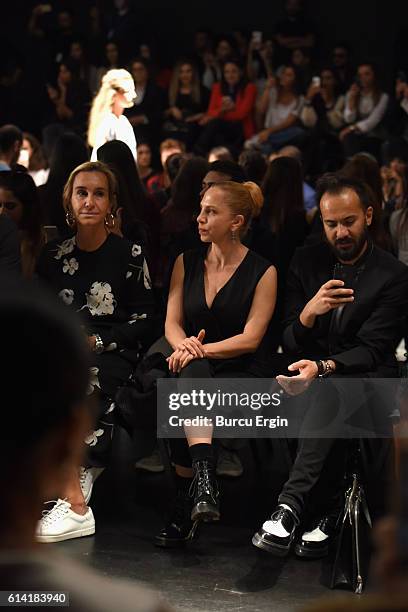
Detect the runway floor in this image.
<box><xmin>55</xmin><ymin>434</ymin><xmax>361</xmax><ymax>612</ymax></box>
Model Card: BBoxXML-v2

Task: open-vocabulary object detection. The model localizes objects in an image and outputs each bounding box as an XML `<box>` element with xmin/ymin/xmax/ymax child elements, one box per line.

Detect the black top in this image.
<box><xmin>172</xmin><ymin>88</ymin><xmax>210</xmax><ymax>118</ymax></box>
<box><xmin>283</xmin><ymin>241</ymin><xmax>408</xmax><ymax>374</ymax></box>
<box><xmin>37</xmin><ymin>233</ymin><xmax>156</xmax><ymax>356</ymax></box>
<box><xmin>182</xmin><ymin>248</ymin><xmax>272</xmax><ymax>374</ymax></box>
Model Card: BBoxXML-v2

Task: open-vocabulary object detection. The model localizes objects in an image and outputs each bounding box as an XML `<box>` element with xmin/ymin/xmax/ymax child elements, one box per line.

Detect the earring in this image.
<box><xmin>231</xmin><ymin>229</ymin><xmax>237</xmax><ymax>243</ymax></box>
<box><xmin>104</xmin><ymin>212</ymin><xmax>116</xmax><ymax>229</ymax></box>
<box><xmin>65</xmin><ymin>210</ymin><xmax>76</xmax><ymax>229</ymax></box>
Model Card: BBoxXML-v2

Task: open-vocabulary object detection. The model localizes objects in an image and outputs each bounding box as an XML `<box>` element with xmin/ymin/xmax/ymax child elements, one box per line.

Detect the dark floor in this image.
<box><xmin>55</xmin><ymin>432</ymin><xmax>360</xmax><ymax>612</ymax></box>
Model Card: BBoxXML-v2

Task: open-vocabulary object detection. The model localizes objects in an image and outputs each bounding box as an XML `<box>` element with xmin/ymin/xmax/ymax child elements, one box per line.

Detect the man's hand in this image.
<box><xmin>300</xmin><ymin>279</ymin><xmax>354</xmax><ymax>328</ymax></box>
<box><xmin>276</xmin><ymin>359</ymin><xmax>318</xmax><ymax>395</ymax></box>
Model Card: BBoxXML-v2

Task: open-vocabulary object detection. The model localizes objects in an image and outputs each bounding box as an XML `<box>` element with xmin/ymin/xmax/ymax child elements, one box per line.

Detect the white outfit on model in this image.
<box><xmin>91</xmin><ymin>113</ymin><xmax>137</xmax><ymax>161</ymax></box>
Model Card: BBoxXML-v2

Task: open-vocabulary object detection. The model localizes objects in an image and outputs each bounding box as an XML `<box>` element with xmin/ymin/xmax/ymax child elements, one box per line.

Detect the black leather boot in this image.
<box><xmin>190</xmin><ymin>459</ymin><xmax>220</xmax><ymax>522</ymax></box>
<box><xmin>155</xmin><ymin>489</ymin><xmax>199</xmax><ymax>548</ymax></box>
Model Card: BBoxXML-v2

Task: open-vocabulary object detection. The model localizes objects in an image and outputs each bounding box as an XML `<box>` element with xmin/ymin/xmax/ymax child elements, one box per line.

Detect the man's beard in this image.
<box><xmin>328</xmin><ymin>226</ymin><xmax>369</xmax><ymax>262</ymax></box>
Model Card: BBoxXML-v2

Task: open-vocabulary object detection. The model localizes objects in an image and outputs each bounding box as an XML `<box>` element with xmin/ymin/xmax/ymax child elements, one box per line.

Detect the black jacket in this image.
<box><xmin>283</xmin><ymin>242</ymin><xmax>408</xmax><ymax>374</ymax></box>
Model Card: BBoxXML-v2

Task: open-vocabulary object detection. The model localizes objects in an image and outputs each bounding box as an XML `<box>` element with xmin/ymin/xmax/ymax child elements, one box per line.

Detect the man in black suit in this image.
<box><xmin>252</xmin><ymin>173</ymin><xmax>408</xmax><ymax>558</ymax></box>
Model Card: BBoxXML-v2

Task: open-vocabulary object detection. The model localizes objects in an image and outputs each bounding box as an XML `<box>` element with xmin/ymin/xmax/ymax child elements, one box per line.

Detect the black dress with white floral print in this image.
<box><xmin>37</xmin><ymin>233</ymin><xmax>156</xmax><ymax>466</ymax></box>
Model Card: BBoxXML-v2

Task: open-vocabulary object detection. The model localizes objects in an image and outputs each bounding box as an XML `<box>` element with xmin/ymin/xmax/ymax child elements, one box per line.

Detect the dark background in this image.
<box><xmin>2</xmin><ymin>0</ymin><xmax>408</xmax><ymax>85</ymax></box>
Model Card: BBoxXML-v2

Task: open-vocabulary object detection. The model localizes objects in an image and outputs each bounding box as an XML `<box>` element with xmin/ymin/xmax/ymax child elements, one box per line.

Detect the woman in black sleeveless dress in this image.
<box><xmin>156</xmin><ymin>180</ymin><xmax>277</xmax><ymax>548</ymax></box>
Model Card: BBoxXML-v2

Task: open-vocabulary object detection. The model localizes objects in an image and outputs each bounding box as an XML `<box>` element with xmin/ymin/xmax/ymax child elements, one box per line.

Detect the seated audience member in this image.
<box><xmin>0</xmin><ymin>172</ymin><xmax>45</xmax><ymax>279</ymax></box>
<box><xmin>0</xmin><ymin>124</ymin><xmax>23</xmax><ymax>171</ymax></box>
<box><xmin>155</xmin><ymin>180</ymin><xmax>277</xmax><ymax>547</ymax></box>
<box><xmin>0</xmin><ymin>214</ymin><xmax>20</xmax><ymax>275</ymax></box>
<box><xmin>125</xmin><ymin>57</ymin><xmax>165</xmax><ymax>149</ymax></box>
<box><xmin>382</xmin><ymin>75</ymin><xmax>408</xmax><ymax>165</ymax></box>
<box><xmin>159</xmin><ymin>157</ymin><xmax>209</xmax><ymax>286</ymax></box>
<box><xmin>261</xmin><ymin>156</ymin><xmax>308</xmax><ymax>348</ymax></box>
<box><xmin>195</xmin><ymin>59</ymin><xmax>257</xmax><ymax>156</ymax></box>
<box><xmin>96</xmin><ymin>140</ymin><xmax>155</xmax><ymax>244</ymax></box>
<box><xmin>291</xmin><ymin>47</ymin><xmax>313</xmax><ymax>91</ymax></box>
<box><xmin>246</xmin><ymin>36</ymin><xmax>276</xmax><ymax>91</ymax></box>
<box><xmin>146</xmin><ymin>138</ymin><xmax>186</xmax><ymax>196</ymax></box>
<box><xmin>0</xmin><ymin>280</ymin><xmax>171</xmax><ymax>612</ymax></box>
<box><xmin>88</xmin><ymin>69</ymin><xmax>137</xmax><ymax>161</ymax></box>
<box><xmin>137</xmin><ymin>142</ymin><xmax>157</xmax><ymax>186</ymax></box>
<box><xmin>274</xmin><ymin>145</ymin><xmax>316</xmax><ymax>213</ymax></box>
<box><xmin>238</xmin><ymin>149</ymin><xmax>267</xmax><ymax>184</ymax></box>
<box><xmin>97</xmin><ymin>41</ymin><xmax>122</xmax><ymax>81</ymax></box>
<box><xmin>47</xmin><ymin>60</ymin><xmax>91</xmax><ymax>136</ymax></box>
<box><xmin>200</xmin><ymin>160</ymin><xmax>246</xmax><ymax>198</ymax></box>
<box><xmin>207</xmin><ymin>146</ymin><xmax>234</xmax><ymax>163</ymax></box>
<box><xmin>340</xmin><ymin>62</ymin><xmax>389</xmax><ymax>162</ymax></box>
<box><xmin>245</xmin><ymin>66</ymin><xmax>305</xmax><ymax>154</ymax></box>
<box><xmin>69</xmin><ymin>38</ymin><xmax>102</xmax><ymax>95</ymax></box>
<box><xmin>191</xmin><ymin>28</ymin><xmax>214</xmax><ymax>77</ymax></box>
<box><xmin>389</xmin><ymin>189</ymin><xmax>408</xmax><ymax>265</ymax></box>
<box><xmin>300</xmin><ymin>67</ymin><xmax>345</xmax><ymax>172</ymax></box>
<box><xmin>163</xmin><ymin>60</ymin><xmax>210</xmax><ymax>149</ymax></box>
<box><xmin>18</xmin><ymin>132</ymin><xmax>49</xmax><ymax>187</ymax></box>
<box><xmin>41</xmin><ymin>132</ymin><xmax>89</xmax><ymax>236</ymax></box>
<box><xmin>382</xmin><ymin>157</ymin><xmax>407</xmax><ymax>213</ymax></box>
<box><xmin>332</xmin><ymin>43</ymin><xmax>354</xmax><ymax>93</ymax></box>
<box><xmin>201</xmin><ymin>49</ymin><xmax>222</xmax><ymax>91</ymax></box>
<box><xmin>273</xmin><ymin>0</ymin><xmax>316</xmax><ymax>66</ymax></box>
<box><xmin>340</xmin><ymin>152</ymin><xmax>389</xmax><ymax>249</ymax></box>
<box><xmin>252</xmin><ymin>173</ymin><xmax>408</xmax><ymax>559</ymax></box>
<box><xmin>36</xmin><ymin>161</ymin><xmax>155</xmax><ymax>542</ymax></box>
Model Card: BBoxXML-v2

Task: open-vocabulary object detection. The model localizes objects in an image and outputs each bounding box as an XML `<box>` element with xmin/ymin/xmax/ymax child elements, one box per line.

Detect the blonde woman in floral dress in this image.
<box><xmin>36</xmin><ymin>161</ymin><xmax>155</xmax><ymax>542</ymax></box>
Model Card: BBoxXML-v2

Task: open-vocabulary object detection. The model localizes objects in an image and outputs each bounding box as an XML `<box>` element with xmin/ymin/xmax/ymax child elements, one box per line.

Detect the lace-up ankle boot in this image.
<box><xmin>190</xmin><ymin>459</ymin><xmax>220</xmax><ymax>522</ymax></box>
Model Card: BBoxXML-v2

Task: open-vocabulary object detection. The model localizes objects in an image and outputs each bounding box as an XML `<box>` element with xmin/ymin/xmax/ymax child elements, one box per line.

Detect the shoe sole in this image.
<box><xmin>36</xmin><ymin>525</ymin><xmax>95</xmax><ymax>543</ymax></box>
<box><xmin>252</xmin><ymin>532</ymin><xmax>291</xmax><ymax>557</ymax></box>
<box><xmin>191</xmin><ymin>502</ymin><xmax>220</xmax><ymax>523</ymax></box>
<box><xmin>154</xmin><ymin>522</ymin><xmax>199</xmax><ymax>548</ymax></box>
<box><xmin>294</xmin><ymin>543</ymin><xmax>329</xmax><ymax>559</ymax></box>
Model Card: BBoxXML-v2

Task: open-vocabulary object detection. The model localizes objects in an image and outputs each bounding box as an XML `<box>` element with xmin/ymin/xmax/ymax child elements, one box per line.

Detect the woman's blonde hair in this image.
<box><xmin>87</xmin><ymin>68</ymin><xmax>135</xmax><ymax>147</ymax></box>
<box><xmin>168</xmin><ymin>60</ymin><xmax>201</xmax><ymax>108</ymax></box>
<box><xmin>210</xmin><ymin>181</ymin><xmax>264</xmax><ymax>235</ymax></box>
<box><xmin>63</xmin><ymin>161</ymin><xmax>118</xmax><ymax>213</ymax></box>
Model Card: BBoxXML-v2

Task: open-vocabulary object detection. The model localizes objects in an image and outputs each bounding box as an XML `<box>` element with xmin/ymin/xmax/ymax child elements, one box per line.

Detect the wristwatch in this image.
<box><xmin>94</xmin><ymin>334</ymin><xmax>104</xmax><ymax>354</ymax></box>
<box><xmin>315</xmin><ymin>359</ymin><xmax>335</xmax><ymax>377</ymax></box>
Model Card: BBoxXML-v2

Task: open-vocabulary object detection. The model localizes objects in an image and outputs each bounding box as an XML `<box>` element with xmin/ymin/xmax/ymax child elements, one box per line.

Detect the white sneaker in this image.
<box><xmin>36</xmin><ymin>499</ymin><xmax>95</xmax><ymax>543</ymax></box>
<box><xmin>135</xmin><ymin>448</ymin><xmax>164</xmax><ymax>473</ymax></box>
<box><xmin>79</xmin><ymin>466</ymin><xmax>105</xmax><ymax>504</ymax></box>
<box><xmin>216</xmin><ymin>448</ymin><xmax>244</xmax><ymax>477</ymax></box>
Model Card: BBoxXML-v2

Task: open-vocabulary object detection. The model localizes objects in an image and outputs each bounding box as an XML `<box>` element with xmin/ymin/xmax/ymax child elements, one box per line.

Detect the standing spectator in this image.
<box><xmin>0</xmin><ymin>172</ymin><xmax>45</xmax><ymax>279</ymax></box>
<box><xmin>18</xmin><ymin>132</ymin><xmax>49</xmax><ymax>187</ymax></box>
<box><xmin>245</xmin><ymin>66</ymin><xmax>305</xmax><ymax>154</ymax></box>
<box><xmin>163</xmin><ymin>60</ymin><xmax>210</xmax><ymax>149</ymax></box>
<box><xmin>0</xmin><ymin>125</ymin><xmax>22</xmax><ymax>171</ymax></box>
<box><xmin>274</xmin><ymin>0</ymin><xmax>315</xmax><ymax>66</ymax></box>
<box><xmin>47</xmin><ymin>60</ymin><xmax>91</xmax><ymax>137</ymax></box>
<box><xmin>196</xmin><ymin>59</ymin><xmax>257</xmax><ymax>155</ymax></box>
<box><xmin>126</xmin><ymin>58</ymin><xmax>165</xmax><ymax>150</ymax></box>
<box><xmin>88</xmin><ymin>69</ymin><xmax>137</xmax><ymax>161</ymax></box>
<box><xmin>246</xmin><ymin>36</ymin><xmax>276</xmax><ymax>91</ymax></box>
<box><xmin>332</xmin><ymin>43</ymin><xmax>354</xmax><ymax>93</ymax></box>
<box><xmin>340</xmin><ymin>62</ymin><xmax>389</xmax><ymax>162</ymax></box>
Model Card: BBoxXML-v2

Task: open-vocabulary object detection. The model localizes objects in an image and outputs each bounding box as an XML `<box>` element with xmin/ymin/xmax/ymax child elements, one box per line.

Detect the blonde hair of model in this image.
<box><xmin>87</xmin><ymin>68</ymin><xmax>135</xmax><ymax>148</ymax></box>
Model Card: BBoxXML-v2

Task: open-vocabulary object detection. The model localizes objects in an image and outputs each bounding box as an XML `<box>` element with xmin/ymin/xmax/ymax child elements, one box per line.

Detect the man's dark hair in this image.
<box><xmin>0</xmin><ymin>124</ymin><xmax>23</xmax><ymax>154</ymax></box>
<box><xmin>0</xmin><ymin>278</ymin><xmax>89</xmax><ymax>454</ymax></box>
<box><xmin>208</xmin><ymin>160</ymin><xmax>246</xmax><ymax>183</ymax></box>
<box><xmin>316</xmin><ymin>172</ymin><xmax>374</xmax><ymax>212</ymax></box>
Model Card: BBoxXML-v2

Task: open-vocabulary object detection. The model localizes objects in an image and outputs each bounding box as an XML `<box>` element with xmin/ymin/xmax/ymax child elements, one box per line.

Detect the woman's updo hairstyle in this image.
<box><xmin>210</xmin><ymin>180</ymin><xmax>264</xmax><ymax>235</ymax></box>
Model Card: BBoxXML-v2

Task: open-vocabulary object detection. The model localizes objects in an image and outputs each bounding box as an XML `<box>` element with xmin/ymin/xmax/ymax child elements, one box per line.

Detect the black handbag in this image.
<box><xmin>330</xmin><ymin>472</ymin><xmax>372</xmax><ymax>593</ymax></box>
<box><xmin>115</xmin><ymin>352</ymin><xmax>169</xmax><ymax>432</ymax></box>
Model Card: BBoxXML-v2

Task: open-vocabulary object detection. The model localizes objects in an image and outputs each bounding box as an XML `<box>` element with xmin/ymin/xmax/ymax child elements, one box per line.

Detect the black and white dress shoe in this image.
<box><xmin>295</xmin><ymin>515</ymin><xmax>337</xmax><ymax>559</ymax></box>
<box><xmin>252</xmin><ymin>504</ymin><xmax>299</xmax><ymax>556</ymax></box>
